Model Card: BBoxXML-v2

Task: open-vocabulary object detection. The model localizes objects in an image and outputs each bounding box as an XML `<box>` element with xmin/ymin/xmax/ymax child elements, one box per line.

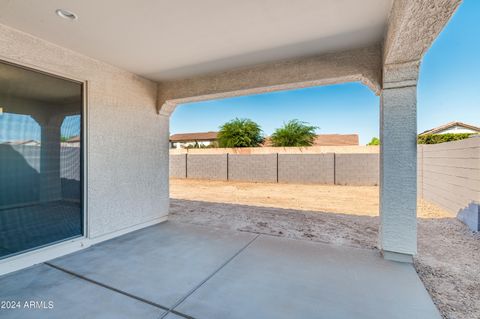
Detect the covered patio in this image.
<box><xmin>1</xmin><ymin>221</ymin><xmax>440</xmax><ymax>319</ymax></box>
<box><xmin>0</xmin><ymin>0</ymin><xmax>464</xmax><ymax>318</ymax></box>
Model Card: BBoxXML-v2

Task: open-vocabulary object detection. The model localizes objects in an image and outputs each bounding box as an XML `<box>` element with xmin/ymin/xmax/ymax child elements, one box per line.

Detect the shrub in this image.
<box><xmin>417</xmin><ymin>133</ymin><xmax>474</xmax><ymax>144</ymax></box>
<box><xmin>217</xmin><ymin>118</ymin><xmax>264</xmax><ymax>147</ymax></box>
<box><xmin>270</xmin><ymin>120</ymin><xmax>318</xmax><ymax>147</ymax></box>
<box><xmin>367</xmin><ymin>137</ymin><xmax>380</xmax><ymax>145</ymax></box>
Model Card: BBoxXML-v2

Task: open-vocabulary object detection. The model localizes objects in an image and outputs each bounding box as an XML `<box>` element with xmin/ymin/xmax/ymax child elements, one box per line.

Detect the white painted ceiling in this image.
<box><xmin>0</xmin><ymin>0</ymin><xmax>392</xmax><ymax>81</ymax></box>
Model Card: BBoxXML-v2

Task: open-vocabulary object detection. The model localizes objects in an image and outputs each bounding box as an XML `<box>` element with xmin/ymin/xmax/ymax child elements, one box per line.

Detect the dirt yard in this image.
<box><xmin>170</xmin><ymin>179</ymin><xmax>480</xmax><ymax>319</ymax></box>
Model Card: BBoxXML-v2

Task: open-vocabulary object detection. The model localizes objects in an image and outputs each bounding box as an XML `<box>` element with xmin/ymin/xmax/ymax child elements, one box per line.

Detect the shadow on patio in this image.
<box><xmin>170</xmin><ymin>198</ymin><xmax>480</xmax><ymax>319</ymax></box>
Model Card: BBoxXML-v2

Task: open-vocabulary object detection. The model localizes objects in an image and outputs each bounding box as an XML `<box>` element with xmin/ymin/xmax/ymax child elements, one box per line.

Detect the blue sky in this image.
<box><xmin>171</xmin><ymin>0</ymin><xmax>479</xmax><ymax>145</ymax></box>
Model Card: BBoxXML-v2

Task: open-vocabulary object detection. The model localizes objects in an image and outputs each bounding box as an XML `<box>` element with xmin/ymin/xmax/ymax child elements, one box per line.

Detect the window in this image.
<box><xmin>0</xmin><ymin>61</ymin><xmax>83</xmax><ymax>258</ymax></box>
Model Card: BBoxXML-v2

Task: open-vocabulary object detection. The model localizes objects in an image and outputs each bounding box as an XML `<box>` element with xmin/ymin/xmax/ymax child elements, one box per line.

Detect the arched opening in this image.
<box><xmin>168</xmin><ymin>81</ymin><xmax>387</xmax><ymax>248</ymax></box>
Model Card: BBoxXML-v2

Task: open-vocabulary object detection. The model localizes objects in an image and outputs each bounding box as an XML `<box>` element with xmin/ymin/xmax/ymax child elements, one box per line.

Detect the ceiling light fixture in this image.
<box><xmin>55</xmin><ymin>9</ymin><xmax>78</xmax><ymax>21</ymax></box>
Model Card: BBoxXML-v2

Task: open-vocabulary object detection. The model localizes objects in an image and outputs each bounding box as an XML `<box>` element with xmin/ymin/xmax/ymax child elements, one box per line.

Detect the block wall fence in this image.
<box><xmin>170</xmin><ymin>153</ymin><xmax>379</xmax><ymax>186</ymax></box>
<box><xmin>417</xmin><ymin>137</ymin><xmax>480</xmax><ymax>229</ymax></box>
<box><xmin>171</xmin><ymin>137</ymin><xmax>480</xmax><ymax>227</ymax></box>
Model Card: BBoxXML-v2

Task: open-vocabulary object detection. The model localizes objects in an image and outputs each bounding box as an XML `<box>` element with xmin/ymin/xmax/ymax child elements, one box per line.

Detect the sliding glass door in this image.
<box><xmin>0</xmin><ymin>61</ymin><xmax>83</xmax><ymax>259</ymax></box>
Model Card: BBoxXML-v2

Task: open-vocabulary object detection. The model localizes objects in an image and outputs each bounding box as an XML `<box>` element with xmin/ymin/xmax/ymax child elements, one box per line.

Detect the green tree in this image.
<box><xmin>366</xmin><ymin>134</ymin><xmax>474</xmax><ymax>146</ymax></box>
<box><xmin>367</xmin><ymin>137</ymin><xmax>380</xmax><ymax>145</ymax></box>
<box><xmin>270</xmin><ymin>119</ymin><xmax>318</xmax><ymax>147</ymax></box>
<box><xmin>417</xmin><ymin>133</ymin><xmax>473</xmax><ymax>144</ymax></box>
<box><xmin>217</xmin><ymin>118</ymin><xmax>264</xmax><ymax>147</ymax></box>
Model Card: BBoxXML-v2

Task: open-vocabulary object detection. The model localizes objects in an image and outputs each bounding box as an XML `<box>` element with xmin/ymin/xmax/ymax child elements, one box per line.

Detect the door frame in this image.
<box><xmin>0</xmin><ymin>58</ymin><xmax>88</xmax><ymax>274</ymax></box>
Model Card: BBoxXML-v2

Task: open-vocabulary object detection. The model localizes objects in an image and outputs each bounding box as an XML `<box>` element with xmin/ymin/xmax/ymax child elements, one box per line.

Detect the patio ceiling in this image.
<box><xmin>0</xmin><ymin>0</ymin><xmax>393</xmax><ymax>81</ymax></box>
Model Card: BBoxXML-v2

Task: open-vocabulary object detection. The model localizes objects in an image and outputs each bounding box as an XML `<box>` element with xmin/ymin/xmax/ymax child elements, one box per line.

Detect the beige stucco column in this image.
<box><xmin>379</xmin><ymin>62</ymin><xmax>419</xmax><ymax>262</ymax></box>
<box><xmin>159</xmin><ymin>112</ymin><xmax>171</xmax><ymax>211</ymax></box>
<box><xmin>38</xmin><ymin>115</ymin><xmax>64</xmax><ymax>202</ymax></box>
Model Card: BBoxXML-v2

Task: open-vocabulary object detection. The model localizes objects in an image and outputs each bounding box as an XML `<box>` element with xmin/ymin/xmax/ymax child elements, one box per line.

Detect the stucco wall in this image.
<box><xmin>0</xmin><ymin>23</ymin><xmax>169</xmax><ymax>239</ymax></box>
<box><xmin>157</xmin><ymin>46</ymin><xmax>382</xmax><ymax>115</ymax></box>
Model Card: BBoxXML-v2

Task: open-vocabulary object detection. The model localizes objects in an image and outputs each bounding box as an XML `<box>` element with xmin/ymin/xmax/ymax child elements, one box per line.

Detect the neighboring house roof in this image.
<box><xmin>170</xmin><ymin>132</ymin><xmax>218</xmax><ymax>142</ymax></box>
<box><xmin>169</xmin><ymin>132</ymin><xmax>358</xmax><ymax>146</ymax></box>
<box><xmin>419</xmin><ymin>121</ymin><xmax>480</xmax><ymax>136</ymax></box>
<box><xmin>313</xmin><ymin>134</ymin><xmax>359</xmax><ymax>146</ymax></box>
<box><xmin>263</xmin><ymin>134</ymin><xmax>359</xmax><ymax>147</ymax></box>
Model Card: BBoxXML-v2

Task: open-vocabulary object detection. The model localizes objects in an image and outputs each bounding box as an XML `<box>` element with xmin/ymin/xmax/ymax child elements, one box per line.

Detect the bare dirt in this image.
<box><xmin>170</xmin><ymin>179</ymin><xmax>480</xmax><ymax>319</ymax></box>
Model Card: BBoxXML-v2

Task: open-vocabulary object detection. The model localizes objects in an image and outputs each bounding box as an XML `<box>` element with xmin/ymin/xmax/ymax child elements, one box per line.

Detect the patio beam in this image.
<box><xmin>383</xmin><ymin>0</ymin><xmax>462</xmax><ymax>66</ymax></box>
<box><xmin>156</xmin><ymin>45</ymin><xmax>382</xmax><ymax>116</ymax></box>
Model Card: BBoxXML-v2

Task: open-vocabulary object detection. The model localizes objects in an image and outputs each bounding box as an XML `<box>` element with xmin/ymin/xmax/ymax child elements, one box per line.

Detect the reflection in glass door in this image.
<box><xmin>0</xmin><ymin>61</ymin><xmax>83</xmax><ymax>259</ymax></box>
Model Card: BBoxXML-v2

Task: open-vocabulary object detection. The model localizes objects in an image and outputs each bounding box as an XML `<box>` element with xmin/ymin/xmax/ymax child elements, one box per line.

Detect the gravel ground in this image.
<box><xmin>170</xmin><ymin>179</ymin><xmax>480</xmax><ymax>319</ymax></box>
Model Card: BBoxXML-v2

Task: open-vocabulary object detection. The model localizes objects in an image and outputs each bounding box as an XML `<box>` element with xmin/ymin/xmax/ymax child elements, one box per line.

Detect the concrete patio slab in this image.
<box><xmin>175</xmin><ymin>235</ymin><xmax>441</xmax><ymax>319</ymax></box>
<box><xmin>48</xmin><ymin>221</ymin><xmax>256</xmax><ymax>308</ymax></box>
<box><xmin>0</xmin><ymin>264</ymin><xmax>163</xmax><ymax>319</ymax></box>
<box><xmin>1</xmin><ymin>222</ymin><xmax>441</xmax><ymax>319</ymax></box>
<box><xmin>163</xmin><ymin>313</ymin><xmax>185</xmax><ymax>319</ymax></box>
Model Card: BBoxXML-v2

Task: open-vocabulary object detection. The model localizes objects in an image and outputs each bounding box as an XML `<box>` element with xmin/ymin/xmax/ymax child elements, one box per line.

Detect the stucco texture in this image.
<box><xmin>157</xmin><ymin>46</ymin><xmax>382</xmax><ymax>115</ymax></box>
<box><xmin>0</xmin><ymin>23</ymin><xmax>169</xmax><ymax>239</ymax></box>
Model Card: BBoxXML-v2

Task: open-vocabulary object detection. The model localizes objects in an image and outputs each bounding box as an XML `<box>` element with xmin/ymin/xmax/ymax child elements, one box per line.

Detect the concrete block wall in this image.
<box><xmin>170</xmin><ymin>152</ymin><xmax>380</xmax><ymax>186</ymax></box>
<box><xmin>170</xmin><ymin>154</ymin><xmax>187</xmax><ymax>178</ymax></box>
<box><xmin>186</xmin><ymin>154</ymin><xmax>228</xmax><ymax>180</ymax></box>
<box><xmin>228</xmin><ymin>154</ymin><xmax>277</xmax><ymax>183</ymax></box>
<box><xmin>418</xmin><ymin>137</ymin><xmax>480</xmax><ymax>222</ymax></box>
<box><xmin>335</xmin><ymin>154</ymin><xmax>379</xmax><ymax>186</ymax></box>
<box><xmin>171</xmin><ymin>138</ymin><xmax>480</xmax><ymax>230</ymax></box>
<box><xmin>278</xmin><ymin>154</ymin><xmax>334</xmax><ymax>184</ymax></box>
